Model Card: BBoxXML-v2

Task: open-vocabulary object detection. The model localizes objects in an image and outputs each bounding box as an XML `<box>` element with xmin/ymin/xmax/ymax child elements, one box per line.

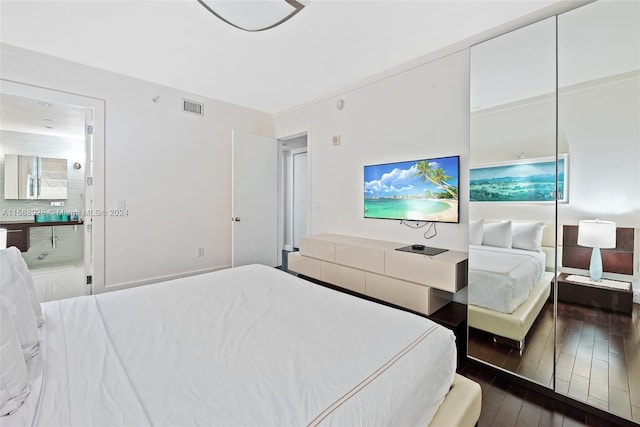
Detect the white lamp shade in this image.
<box><xmin>577</xmin><ymin>220</ymin><xmax>616</xmax><ymax>249</ymax></box>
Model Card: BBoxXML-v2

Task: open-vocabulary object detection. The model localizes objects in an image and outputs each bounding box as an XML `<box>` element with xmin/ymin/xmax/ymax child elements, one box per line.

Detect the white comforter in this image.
<box><xmin>468</xmin><ymin>245</ymin><xmax>546</xmax><ymax>314</ymax></box>
<box><xmin>6</xmin><ymin>264</ymin><xmax>456</xmax><ymax>426</ymax></box>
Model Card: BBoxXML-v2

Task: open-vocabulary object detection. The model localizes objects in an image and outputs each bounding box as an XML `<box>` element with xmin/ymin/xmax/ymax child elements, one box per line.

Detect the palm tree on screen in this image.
<box><xmin>412</xmin><ymin>161</ymin><xmax>458</xmax><ymax>199</ymax></box>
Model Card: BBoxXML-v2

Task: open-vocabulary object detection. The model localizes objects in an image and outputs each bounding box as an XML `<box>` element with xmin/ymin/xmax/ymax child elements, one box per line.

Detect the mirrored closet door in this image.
<box><xmin>555</xmin><ymin>0</ymin><xmax>639</xmax><ymax>422</ymax></box>
<box><xmin>468</xmin><ymin>16</ymin><xmax>558</xmax><ymax>388</ymax></box>
<box><xmin>468</xmin><ymin>0</ymin><xmax>640</xmax><ymax>423</ymax></box>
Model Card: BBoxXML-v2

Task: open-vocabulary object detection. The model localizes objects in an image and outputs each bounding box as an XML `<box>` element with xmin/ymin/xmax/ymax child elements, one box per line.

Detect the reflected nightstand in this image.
<box><xmin>552</xmin><ymin>273</ymin><xmax>633</xmax><ymax>314</ymax></box>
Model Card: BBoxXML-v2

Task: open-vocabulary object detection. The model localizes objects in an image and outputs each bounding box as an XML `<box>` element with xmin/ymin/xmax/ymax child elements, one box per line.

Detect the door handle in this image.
<box><xmin>232</xmin><ymin>217</ymin><xmax>241</xmax><ymax>222</ymax></box>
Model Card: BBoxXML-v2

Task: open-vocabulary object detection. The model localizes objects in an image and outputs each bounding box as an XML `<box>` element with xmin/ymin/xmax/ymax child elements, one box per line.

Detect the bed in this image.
<box><xmin>1</xmin><ymin>255</ymin><xmax>481</xmax><ymax>426</ymax></box>
<box><xmin>468</xmin><ymin>220</ymin><xmax>558</xmax><ymax>349</ymax></box>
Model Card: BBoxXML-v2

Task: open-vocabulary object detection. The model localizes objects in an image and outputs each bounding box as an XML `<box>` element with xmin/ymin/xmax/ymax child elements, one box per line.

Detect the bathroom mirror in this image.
<box><xmin>555</xmin><ymin>0</ymin><xmax>639</xmax><ymax>421</ymax></box>
<box><xmin>4</xmin><ymin>154</ymin><xmax>68</xmax><ymax>199</ymax></box>
<box><xmin>468</xmin><ymin>16</ymin><xmax>557</xmax><ymax>387</ymax></box>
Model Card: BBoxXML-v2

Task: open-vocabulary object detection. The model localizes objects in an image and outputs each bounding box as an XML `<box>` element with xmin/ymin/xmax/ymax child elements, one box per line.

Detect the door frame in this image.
<box><xmin>0</xmin><ymin>80</ymin><xmax>106</xmax><ymax>294</ymax></box>
<box><xmin>277</xmin><ymin>130</ymin><xmax>311</xmax><ymax>266</ymax></box>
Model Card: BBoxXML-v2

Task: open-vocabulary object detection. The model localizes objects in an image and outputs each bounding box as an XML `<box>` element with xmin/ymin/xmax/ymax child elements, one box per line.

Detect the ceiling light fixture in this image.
<box><xmin>197</xmin><ymin>0</ymin><xmax>308</xmax><ymax>32</ymax></box>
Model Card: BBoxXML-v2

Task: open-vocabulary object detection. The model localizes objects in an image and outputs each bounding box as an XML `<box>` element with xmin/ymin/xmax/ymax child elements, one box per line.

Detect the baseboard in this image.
<box><xmin>101</xmin><ymin>264</ymin><xmax>231</xmax><ymax>293</ymax></box>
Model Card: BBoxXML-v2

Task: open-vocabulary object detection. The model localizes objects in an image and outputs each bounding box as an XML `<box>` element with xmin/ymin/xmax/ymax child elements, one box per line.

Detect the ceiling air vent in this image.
<box><xmin>183</xmin><ymin>99</ymin><xmax>204</xmax><ymax>116</ymax></box>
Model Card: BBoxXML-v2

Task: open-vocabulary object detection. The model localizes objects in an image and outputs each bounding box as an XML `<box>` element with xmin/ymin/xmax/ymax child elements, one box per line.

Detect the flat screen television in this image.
<box><xmin>364</xmin><ymin>155</ymin><xmax>459</xmax><ymax>223</ymax></box>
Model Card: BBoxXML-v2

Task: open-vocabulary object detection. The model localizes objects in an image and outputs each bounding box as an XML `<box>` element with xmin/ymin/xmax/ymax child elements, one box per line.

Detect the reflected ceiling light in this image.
<box><xmin>197</xmin><ymin>0</ymin><xmax>308</xmax><ymax>32</ymax></box>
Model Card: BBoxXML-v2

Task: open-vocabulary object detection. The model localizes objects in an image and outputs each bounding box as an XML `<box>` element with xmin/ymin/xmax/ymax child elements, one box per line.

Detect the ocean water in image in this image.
<box><xmin>469</xmin><ymin>159</ymin><xmax>565</xmax><ymax>202</ymax></box>
<box><xmin>469</xmin><ymin>174</ymin><xmax>565</xmax><ymax>202</ymax></box>
<box><xmin>364</xmin><ymin>198</ymin><xmax>449</xmax><ymax>220</ymax></box>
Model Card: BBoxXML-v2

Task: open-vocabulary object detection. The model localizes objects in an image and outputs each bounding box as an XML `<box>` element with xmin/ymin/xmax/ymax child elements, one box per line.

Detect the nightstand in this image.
<box><xmin>552</xmin><ymin>273</ymin><xmax>633</xmax><ymax>314</ymax></box>
<box><xmin>429</xmin><ymin>301</ymin><xmax>467</xmax><ymax>363</ymax></box>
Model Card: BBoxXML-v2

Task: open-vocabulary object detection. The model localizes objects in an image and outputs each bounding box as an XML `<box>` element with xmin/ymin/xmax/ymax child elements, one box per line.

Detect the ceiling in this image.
<box><xmin>0</xmin><ymin>0</ymin><xmax>565</xmax><ymax>115</ymax></box>
<box><xmin>0</xmin><ymin>93</ymin><xmax>87</xmax><ymax>139</ymax></box>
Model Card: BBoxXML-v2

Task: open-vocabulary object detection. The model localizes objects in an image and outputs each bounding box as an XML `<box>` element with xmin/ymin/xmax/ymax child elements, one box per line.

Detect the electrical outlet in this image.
<box><xmin>197</xmin><ymin>248</ymin><xmax>205</xmax><ymax>257</ymax></box>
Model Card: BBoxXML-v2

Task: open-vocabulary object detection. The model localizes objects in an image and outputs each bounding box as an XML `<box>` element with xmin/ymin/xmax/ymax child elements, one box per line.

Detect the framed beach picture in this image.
<box><xmin>470</xmin><ymin>154</ymin><xmax>569</xmax><ymax>203</ymax></box>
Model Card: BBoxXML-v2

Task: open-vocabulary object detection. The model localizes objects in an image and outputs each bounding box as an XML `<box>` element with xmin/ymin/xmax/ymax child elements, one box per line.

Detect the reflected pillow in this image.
<box><xmin>0</xmin><ymin>300</ymin><xmax>30</xmax><ymax>416</ymax></box>
<box><xmin>469</xmin><ymin>219</ymin><xmax>484</xmax><ymax>246</ymax></box>
<box><xmin>482</xmin><ymin>221</ymin><xmax>512</xmax><ymax>248</ymax></box>
<box><xmin>512</xmin><ymin>222</ymin><xmax>545</xmax><ymax>252</ymax></box>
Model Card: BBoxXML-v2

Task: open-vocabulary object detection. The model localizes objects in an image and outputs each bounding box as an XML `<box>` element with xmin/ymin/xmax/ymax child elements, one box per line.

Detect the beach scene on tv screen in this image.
<box><xmin>364</xmin><ymin>157</ymin><xmax>459</xmax><ymax>223</ymax></box>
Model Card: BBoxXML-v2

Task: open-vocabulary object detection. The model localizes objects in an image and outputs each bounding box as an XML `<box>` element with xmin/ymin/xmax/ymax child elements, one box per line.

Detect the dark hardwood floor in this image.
<box><xmin>467</xmin><ymin>301</ymin><xmax>640</xmax><ymax>425</ymax></box>
<box><xmin>459</xmin><ymin>359</ymin><xmax>617</xmax><ymax>427</ymax></box>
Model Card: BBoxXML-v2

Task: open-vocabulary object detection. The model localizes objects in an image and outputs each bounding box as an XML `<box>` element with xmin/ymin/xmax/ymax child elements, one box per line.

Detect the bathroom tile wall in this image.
<box><xmin>0</xmin><ymin>130</ymin><xmax>85</xmax><ymax>269</ymax></box>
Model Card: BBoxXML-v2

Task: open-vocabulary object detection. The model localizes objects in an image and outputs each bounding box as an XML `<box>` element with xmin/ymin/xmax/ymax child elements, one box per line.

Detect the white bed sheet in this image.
<box><xmin>468</xmin><ymin>245</ymin><xmax>546</xmax><ymax>314</ymax></box>
<box><xmin>5</xmin><ymin>264</ymin><xmax>456</xmax><ymax>426</ymax></box>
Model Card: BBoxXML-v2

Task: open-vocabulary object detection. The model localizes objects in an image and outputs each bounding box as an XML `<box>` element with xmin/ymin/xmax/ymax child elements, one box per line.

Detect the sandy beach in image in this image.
<box><xmin>426</xmin><ymin>199</ymin><xmax>458</xmax><ymax>222</ymax></box>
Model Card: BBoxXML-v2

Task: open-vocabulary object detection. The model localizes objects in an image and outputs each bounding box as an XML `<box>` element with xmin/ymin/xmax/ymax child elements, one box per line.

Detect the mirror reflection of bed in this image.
<box><xmin>467</xmin><ymin>219</ymin><xmax>557</xmax><ymax>386</ymax></box>
<box><xmin>468</xmin><ymin>1</ymin><xmax>639</xmax><ymax>422</ymax></box>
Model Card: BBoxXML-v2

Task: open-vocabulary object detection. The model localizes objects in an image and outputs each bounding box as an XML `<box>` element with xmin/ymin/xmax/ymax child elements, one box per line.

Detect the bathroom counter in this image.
<box><xmin>0</xmin><ymin>220</ymin><xmax>83</xmax><ymax>252</ymax></box>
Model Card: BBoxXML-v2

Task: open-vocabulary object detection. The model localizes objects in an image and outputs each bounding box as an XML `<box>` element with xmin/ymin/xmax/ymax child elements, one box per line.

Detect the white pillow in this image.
<box><xmin>0</xmin><ymin>299</ymin><xmax>30</xmax><ymax>416</ymax></box>
<box><xmin>4</xmin><ymin>247</ymin><xmax>43</xmax><ymax>327</ymax></box>
<box><xmin>0</xmin><ymin>251</ymin><xmax>39</xmax><ymax>360</ymax></box>
<box><xmin>482</xmin><ymin>221</ymin><xmax>512</xmax><ymax>248</ymax></box>
<box><xmin>469</xmin><ymin>219</ymin><xmax>484</xmax><ymax>246</ymax></box>
<box><xmin>512</xmin><ymin>222</ymin><xmax>545</xmax><ymax>252</ymax></box>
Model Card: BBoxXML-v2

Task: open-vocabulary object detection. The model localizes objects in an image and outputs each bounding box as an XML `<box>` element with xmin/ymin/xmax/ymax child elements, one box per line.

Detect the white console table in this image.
<box><xmin>287</xmin><ymin>234</ymin><xmax>468</xmax><ymax>316</ymax></box>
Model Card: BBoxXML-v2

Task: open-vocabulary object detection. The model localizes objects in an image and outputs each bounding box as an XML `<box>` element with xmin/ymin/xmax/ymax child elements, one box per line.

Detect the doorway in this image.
<box><xmin>279</xmin><ymin>134</ymin><xmax>308</xmax><ymax>265</ymax></box>
<box><xmin>0</xmin><ymin>80</ymin><xmax>105</xmax><ymax>299</ymax></box>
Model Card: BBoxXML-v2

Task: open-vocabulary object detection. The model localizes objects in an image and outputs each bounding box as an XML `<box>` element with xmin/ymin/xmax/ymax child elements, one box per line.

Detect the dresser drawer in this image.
<box><xmin>287</xmin><ymin>252</ymin><xmax>322</xmax><ymax>280</ymax></box>
<box><xmin>366</xmin><ymin>272</ymin><xmax>449</xmax><ymax>316</ymax></box>
<box><xmin>299</xmin><ymin>237</ymin><xmax>335</xmax><ymax>262</ymax></box>
<box><xmin>321</xmin><ymin>263</ymin><xmax>366</xmax><ymax>294</ymax></box>
<box><xmin>335</xmin><ymin>243</ymin><xmax>385</xmax><ymax>274</ymax></box>
<box><xmin>385</xmin><ymin>250</ymin><xmax>465</xmax><ymax>292</ymax></box>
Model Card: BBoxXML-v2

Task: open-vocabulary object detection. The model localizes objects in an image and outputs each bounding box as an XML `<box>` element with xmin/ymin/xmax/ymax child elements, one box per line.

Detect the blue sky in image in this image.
<box><xmin>364</xmin><ymin>157</ymin><xmax>459</xmax><ymax>198</ymax></box>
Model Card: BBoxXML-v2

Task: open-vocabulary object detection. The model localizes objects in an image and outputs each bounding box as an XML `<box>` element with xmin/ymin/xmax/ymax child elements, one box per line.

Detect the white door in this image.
<box><xmin>232</xmin><ymin>130</ymin><xmax>278</xmax><ymax>267</ymax></box>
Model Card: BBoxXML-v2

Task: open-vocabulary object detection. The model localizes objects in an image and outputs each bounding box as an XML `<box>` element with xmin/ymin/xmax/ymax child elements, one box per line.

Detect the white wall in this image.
<box><xmin>558</xmin><ymin>76</ymin><xmax>640</xmax><ymax>227</ymax></box>
<box><xmin>274</xmin><ymin>51</ymin><xmax>470</xmax><ymax>252</ymax></box>
<box><xmin>1</xmin><ymin>44</ymin><xmax>274</xmax><ymax>289</ymax></box>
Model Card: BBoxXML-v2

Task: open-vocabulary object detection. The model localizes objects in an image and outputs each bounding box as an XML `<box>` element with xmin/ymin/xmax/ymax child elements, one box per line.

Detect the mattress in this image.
<box><xmin>5</xmin><ymin>264</ymin><xmax>456</xmax><ymax>426</ymax></box>
<box><xmin>468</xmin><ymin>245</ymin><xmax>546</xmax><ymax>314</ymax></box>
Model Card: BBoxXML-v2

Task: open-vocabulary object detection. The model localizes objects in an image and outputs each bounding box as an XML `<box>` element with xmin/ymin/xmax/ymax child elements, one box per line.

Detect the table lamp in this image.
<box><xmin>577</xmin><ymin>220</ymin><xmax>616</xmax><ymax>281</ymax></box>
